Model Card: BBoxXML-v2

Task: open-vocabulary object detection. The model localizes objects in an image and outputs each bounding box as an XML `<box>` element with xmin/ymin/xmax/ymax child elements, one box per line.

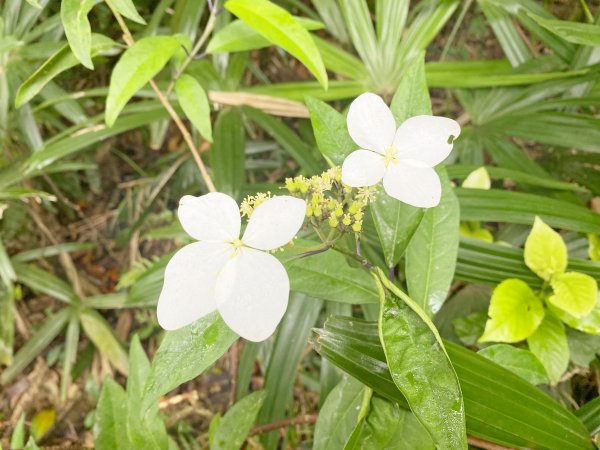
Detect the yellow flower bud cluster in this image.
<box><xmin>240</xmin><ymin>192</ymin><xmax>272</xmax><ymax>218</ymax></box>
<box><xmin>285</xmin><ymin>167</ymin><xmax>373</xmax><ymax>235</ymax></box>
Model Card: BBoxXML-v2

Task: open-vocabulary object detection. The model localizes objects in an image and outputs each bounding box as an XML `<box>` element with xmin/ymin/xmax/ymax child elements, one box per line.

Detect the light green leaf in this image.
<box><xmin>207</xmin><ymin>17</ymin><xmax>323</xmax><ymax>54</ymax></box>
<box><xmin>589</xmin><ymin>234</ymin><xmax>600</xmax><ymax>261</ymax></box>
<box><xmin>529</xmin><ymin>13</ymin><xmax>600</xmax><ymax>46</ymax></box>
<box><xmin>213</xmin><ymin>391</ymin><xmax>266</xmax><ymax>450</ymax></box>
<box><xmin>106</xmin><ymin>36</ymin><xmax>181</xmax><ymax>126</ymax></box>
<box><xmin>524</xmin><ymin>217</ymin><xmax>567</xmax><ymax>281</ymax></box>
<box><xmin>175</xmin><ymin>74</ymin><xmax>213</xmax><ymax>142</ymax></box>
<box><xmin>462</xmin><ymin>167</ymin><xmax>491</xmax><ymax>190</ymax></box>
<box><xmin>552</xmin><ymin>294</ymin><xmax>600</xmax><ymax>335</ymax></box>
<box><xmin>376</xmin><ymin>272</ymin><xmax>467</xmax><ymax>449</ymax></box>
<box><xmin>480</xmin><ymin>279</ymin><xmax>545</xmax><ymax>343</ymax></box>
<box><xmin>10</xmin><ymin>413</ymin><xmax>26</xmax><ymax>450</ymax></box>
<box><xmin>107</xmin><ymin>0</ymin><xmax>146</xmax><ymax>24</ymax></box>
<box><xmin>80</xmin><ymin>309</ymin><xmax>129</xmax><ymax>375</ymax></box>
<box><xmin>23</xmin><ymin>437</ymin><xmax>41</xmax><ymax>450</ymax></box>
<box><xmin>143</xmin><ymin>312</ymin><xmax>237</xmax><ymax>411</ymax></box>
<box><xmin>478</xmin><ymin>344</ymin><xmax>548</xmax><ymax>385</ymax></box>
<box><xmin>313</xmin><ymin>377</ymin><xmax>365</xmax><ymax>450</ymax></box>
<box><xmin>94</xmin><ymin>377</ymin><xmax>130</xmax><ymax>450</ymax></box>
<box><xmin>61</xmin><ymin>0</ymin><xmax>95</xmax><ymax>69</ymax></box>
<box><xmin>527</xmin><ymin>313</ymin><xmax>569</xmax><ymax>384</ymax></box>
<box><xmin>225</xmin><ymin>0</ymin><xmax>327</xmax><ymax>88</ymax></box>
<box><xmin>406</xmin><ymin>168</ymin><xmax>460</xmax><ymax>316</ymax></box>
<box><xmin>549</xmin><ymin>272</ymin><xmax>598</xmax><ymax>318</ymax></box>
<box><xmin>126</xmin><ymin>336</ymin><xmax>168</xmax><ymax>450</ymax></box>
<box><xmin>305</xmin><ymin>96</ymin><xmax>355</xmax><ymax>166</ymax></box>
<box><xmin>0</xmin><ymin>283</ymin><xmax>13</xmax><ymax>366</ymax></box>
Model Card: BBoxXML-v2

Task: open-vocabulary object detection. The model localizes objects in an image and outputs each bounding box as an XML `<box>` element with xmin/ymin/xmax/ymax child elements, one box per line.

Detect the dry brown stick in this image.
<box><xmin>249</xmin><ymin>414</ymin><xmax>318</xmax><ymax>436</ymax></box>
<box><xmin>104</xmin><ymin>0</ymin><xmax>216</xmax><ymax>193</ymax></box>
<box><xmin>468</xmin><ymin>436</ymin><xmax>513</xmax><ymax>450</ymax></box>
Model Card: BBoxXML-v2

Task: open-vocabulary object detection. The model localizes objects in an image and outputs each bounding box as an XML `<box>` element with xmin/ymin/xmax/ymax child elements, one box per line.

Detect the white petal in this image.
<box><xmin>157</xmin><ymin>241</ymin><xmax>231</xmax><ymax>330</ymax></box>
<box><xmin>347</xmin><ymin>93</ymin><xmax>397</xmax><ymax>154</ymax></box>
<box><xmin>216</xmin><ymin>248</ymin><xmax>289</xmax><ymax>342</ymax></box>
<box><xmin>383</xmin><ymin>161</ymin><xmax>442</xmax><ymax>208</ymax></box>
<box><xmin>242</xmin><ymin>196</ymin><xmax>306</xmax><ymax>251</ymax></box>
<box><xmin>393</xmin><ymin>115</ymin><xmax>461</xmax><ymax>167</ymax></box>
<box><xmin>178</xmin><ymin>192</ymin><xmax>241</xmax><ymax>242</ymax></box>
<box><xmin>341</xmin><ymin>150</ymin><xmax>386</xmax><ymax>187</ymax></box>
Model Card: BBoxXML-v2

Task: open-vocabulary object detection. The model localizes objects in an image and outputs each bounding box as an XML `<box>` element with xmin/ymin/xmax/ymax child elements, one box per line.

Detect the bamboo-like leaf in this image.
<box><xmin>61</xmin><ymin>0</ymin><xmax>95</xmax><ymax>69</ymax></box>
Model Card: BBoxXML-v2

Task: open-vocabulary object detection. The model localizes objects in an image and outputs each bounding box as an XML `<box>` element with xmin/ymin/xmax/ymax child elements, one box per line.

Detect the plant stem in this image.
<box><xmin>165</xmin><ymin>1</ymin><xmax>219</xmax><ymax>96</ymax></box>
<box><xmin>104</xmin><ymin>0</ymin><xmax>216</xmax><ymax>192</ymax></box>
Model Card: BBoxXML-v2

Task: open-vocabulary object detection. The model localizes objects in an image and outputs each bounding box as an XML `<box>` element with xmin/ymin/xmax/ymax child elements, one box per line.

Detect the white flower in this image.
<box><xmin>157</xmin><ymin>192</ymin><xmax>306</xmax><ymax>342</ymax></box>
<box><xmin>341</xmin><ymin>93</ymin><xmax>461</xmax><ymax>208</ymax></box>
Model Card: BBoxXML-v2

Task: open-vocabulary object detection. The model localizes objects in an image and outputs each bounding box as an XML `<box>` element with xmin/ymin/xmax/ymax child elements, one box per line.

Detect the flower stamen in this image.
<box><xmin>383</xmin><ymin>146</ymin><xmax>398</xmax><ymax>167</ymax></box>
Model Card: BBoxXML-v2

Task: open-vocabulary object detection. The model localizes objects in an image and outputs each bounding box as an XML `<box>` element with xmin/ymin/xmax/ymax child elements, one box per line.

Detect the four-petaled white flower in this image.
<box><xmin>341</xmin><ymin>93</ymin><xmax>461</xmax><ymax>208</ymax></box>
<box><xmin>157</xmin><ymin>192</ymin><xmax>306</xmax><ymax>342</ymax></box>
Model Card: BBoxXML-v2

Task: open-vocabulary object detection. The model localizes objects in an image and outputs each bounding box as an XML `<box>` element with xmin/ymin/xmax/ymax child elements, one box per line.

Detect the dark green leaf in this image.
<box><xmin>406</xmin><ymin>168</ymin><xmax>459</xmax><ymax>316</ymax></box>
<box><xmin>376</xmin><ymin>273</ymin><xmax>467</xmax><ymax>449</ymax></box>
<box><xmin>211</xmin><ymin>108</ymin><xmax>245</xmax><ymax>198</ymax></box>
<box><xmin>213</xmin><ymin>391</ymin><xmax>266</xmax><ymax>450</ymax></box>
<box><xmin>143</xmin><ymin>312</ymin><xmax>237</xmax><ymax>411</ymax></box>
<box><xmin>305</xmin><ymin>96</ymin><xmax>355</xmax><ymax>166</ymax></box>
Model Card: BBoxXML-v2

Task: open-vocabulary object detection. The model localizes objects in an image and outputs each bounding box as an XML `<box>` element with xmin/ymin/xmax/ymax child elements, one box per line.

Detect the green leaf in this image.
<box><xmin>207</xmin><ymin>17</ymin><xmax>323</xmax><ymax>54</ymax></box>
<box><xmin>80</xmin><ymin>310</ymin><xmax>129</xmax><ymax>374</ymax></box>
<box><xmin>346</xmin><ymin>395</ymin><xmax>434</xmax><ymax>450</ymax></box>
<box><xmin>10</xmin><ymin>413</ymin><xmax>26</xmax><ymax>450</ymax></box>
<box><xmin>107</xmin><ymin>0</ymin><xmax>146</xmax><ymax>24</ymax></box>
<box><xmin>551</xmin><ymin>294</ymin><xmax>600</xmax><ymax>335</ymax></box>
<box><xmin>305</xmin><ymin>96</ymin><xmax>355</xmax><ymax>166</ymax></box>
<box><xmin>61</xmin><ymin>0</ymin><xmax>95</xmax><ymax>69</ymax></box>
<box><xmin>406</xmin><ymin>168</ymin><xmax>460</xmax><ymax>316</ymax></box>
<box><xmin>338</xmin><ymin>0</ymin><xmax>378</xmax><ymax>75</ymax></box>
<box><xmin>462</xmin><ymin>167</ymin><xmax>491</xmax><ymax>190</ymax></box>
<box><xmin>375</xmin><ymin>273</ymin><xmax>467</xmax><ymax>449</ymax></box>
<box><xmin>549</xmin><ymin>272</ymin><xmax>598</xmax><ymax>318</ymax></box>
<box><xmin>480</xmin><ymin>279</ymin><xmax>545</xmax><ymax>343</ymax></box>
<box><xmin>0</xmin><ymin>283</ymin><xmax>13</xmax><ymax>366</ymax></box>
<box><xmin>23</xmin><ymin>437</ymin><xmax>41</xmax><ymax>450</ymax></box>
<box><xmin>258</xmin><ymin>294</ymin><xmax>322</xmax><ymax>448</ymax></box>
<box><xmin>175</xmin><ymin>74</ymin><xmax>213</xmax><ymax>142</ymax></box>
<box><xmin>529</xmin><ymin>13</ymin><xmax>600</xmax><ymax>46</ymax></box>
<box><xmin>456</xmin><ymin>188</ymin><xmax>600</xmax><ymax>234</ymax></box>
<box><xmin>225</xmin><ymin>0</ymin><xmax>327</xmax><ymax>88</ymax></box>
<box><xmin>389</xmin><ymin>53</ymin><xmax>431</xmax><ymax>123</ymax></box>
<box><xmin>313</xmin><ymin>376</ymin><xmax>365</xmax><ymax>450</ymax></box>
<box><xmin>527</xmin><ymin>313</ymin><xmax>569</xmax><ymax>384</ymax></box>
<box><xmin>524</xmin><ymin>216</ymin><xmax>567</xmax><ymax>281</ymax></box>
<box><xmin>315</xmin><ymin>316</ymin><xmax>594</xmax><ymax>450</ymax></box>
<box><xmin>576</xmin><ymin>395</ymin><xmax>600</xmax><ymax>436</ymax></box>
<box><xmin>126</xmin><ymin>335</ymin><xmax>168</xmax><ymax>450</ymax></box>
<box><xmin>213</xmin><ymin>391</ymin><xmax>267</xmax><ymax>450</ymax></box>
<box><xmin>278</xmin><ymin>243</ymin><xmax>378</xmax><ymax>305</ymax></box>
<box><xmin>143</xmin><ymin>312</ymin><xmax>237</xmax><ymax>411</ymax></box>
<box><xmin>16</xmin><ymin>35</ymin><xmax>116</xmax><ymax>108</ymax></box>
<box><xmin>1</xmin><ymin>308</ymin><xmax>70</xmax><ymax>384</ymax></box>
<box><xmin>13</xmin><ymin>263</ymin><xmax>77</xmax><ymax>304</ymax></box>
<box><xmin>478</xmin><ymin>344</ymin><xmax>548</xmax><ymax>385</ymax></box>
<box><xmin>567</xmin><ymin>328</ymin><xmax>600</xmax><ymax>367</ymax></box>
<box><xmin>94</xmin><ymin>377</ymin><xmax>130</xmax><ymax>450</ymax></box>
<box><xmin>242</xmin><ymin>106</ymin><xmax>322</xmax><ymax>174</ymax></box>
<box><xmin>370</xmin><ymin>53</ymin><xmax>431</xmax><ymax>267</ymax></box>
<box><xmin>211</xmin><ymin>108</ymin><xmax>245</xmax><ymax>198</ymax></box>
<box><xmin>106</xmin><ymin>36</ymin><xmax>181</xmax><ymax>126</ymax></box>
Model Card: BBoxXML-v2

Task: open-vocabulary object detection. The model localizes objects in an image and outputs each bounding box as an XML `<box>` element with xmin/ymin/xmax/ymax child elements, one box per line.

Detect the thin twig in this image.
<box><xmin>249</xmin><ymin>414</ymin><xmax>318</xmax><ymax>436</ymax></box>
<box><xmin>467</xmin><ymin>436</ymin><xmax>512</xmax><ymax>450</ymax></box>
<box><xmin>104</xmin><ymin>0</ymin><xmax>216</xmax><ymax>192</ymax></box>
